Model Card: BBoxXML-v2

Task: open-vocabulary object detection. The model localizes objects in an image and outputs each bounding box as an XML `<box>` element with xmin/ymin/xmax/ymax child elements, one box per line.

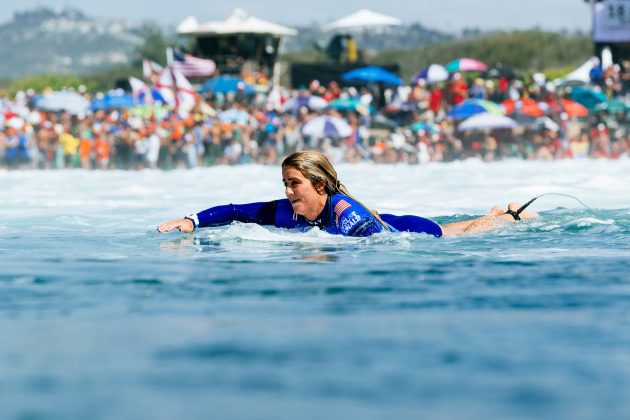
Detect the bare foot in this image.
<box><xmin>507</xmin><ymin>202</ymin><xmax>539</xmax><ymax>219</ymax></box>
<box><xmin>488</xmin><ymin>205</ymin><xmax>504</xmax><ymax>216</ymax></box>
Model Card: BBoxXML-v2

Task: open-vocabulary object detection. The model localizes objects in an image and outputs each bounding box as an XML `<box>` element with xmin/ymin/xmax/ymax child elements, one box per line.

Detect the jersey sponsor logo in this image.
<box><xmin>340</xmin><ymin>210</ymin><xmax>361</xmax><ymax>234</ymax></box>
<box><xmin>334</xmin><ymin>199</ymin><xmax>352</xmax><ymax>224</ymax></box>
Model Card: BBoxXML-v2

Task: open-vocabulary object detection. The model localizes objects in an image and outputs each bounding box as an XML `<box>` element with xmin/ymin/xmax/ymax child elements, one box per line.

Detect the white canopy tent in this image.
<box><xmin>553</xmin><ymin>58</ymin><xmax>596</xmax><ymax>86</ymax></box>
<box><xmin>322</xmin><ymin>9</ymin><xmax>402</xmax><ymax>31</ymax></box>
<box><xmin>177</xmin><ymin>9</ymin><xmax>296</xmax><ymax>87</ymax></box>
<box><xmin>177</xmin><ymin>8</ymin><xmax>297</xmax><ymax>36</ymax></box>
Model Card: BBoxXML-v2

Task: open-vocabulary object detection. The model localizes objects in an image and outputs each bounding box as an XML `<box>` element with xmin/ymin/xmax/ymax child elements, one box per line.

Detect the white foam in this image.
<box><xmin>565</xmin><ymin>217</ymin><xmax>615</xmax><ymax>227</ymax></box>
<box><xmin>221</xmin><ymin>223</ymin><xmax>351</xmax><ymax>244</ymax></box>
<box><xmin>2</xmin><ymin>160</ymin><xmax>629</xmax><ymax>232</ymax></box>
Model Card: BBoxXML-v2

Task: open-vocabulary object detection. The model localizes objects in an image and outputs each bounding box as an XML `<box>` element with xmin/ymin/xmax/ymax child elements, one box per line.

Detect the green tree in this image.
<box><xmin>373</xmin><ymin>30</ymin><xmax>592</xmax><ymax>82</ymax></box>
<box><xmin>1</xmin><ymin>75</ymin><xmax>92</xmax><ymax>96</ymax></box>
<box><xmin>134</xmin><ymin>23</ymin><xmax>173</xmax><ymax>67</ymax></box>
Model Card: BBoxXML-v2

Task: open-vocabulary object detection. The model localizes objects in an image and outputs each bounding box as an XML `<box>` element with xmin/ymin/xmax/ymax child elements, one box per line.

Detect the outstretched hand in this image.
<box><xmin>157</xmin><ymin>219</ymin><xmax>194</xmax><ymax>233</ymax></box>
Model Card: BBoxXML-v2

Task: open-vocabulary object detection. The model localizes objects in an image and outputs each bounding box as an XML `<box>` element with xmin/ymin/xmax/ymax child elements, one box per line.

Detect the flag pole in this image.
<box><xmin>166</xmin><ymin>47</ymin><xmax>174</xmax><ymax>66</ymax></box>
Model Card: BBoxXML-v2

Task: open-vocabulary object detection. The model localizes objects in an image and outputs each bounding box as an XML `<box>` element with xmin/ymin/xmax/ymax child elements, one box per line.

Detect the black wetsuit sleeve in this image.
<box><xmin>196</xmin><ymin>201</ymin><xmax>279</xmax><ymax>228</ymax></box>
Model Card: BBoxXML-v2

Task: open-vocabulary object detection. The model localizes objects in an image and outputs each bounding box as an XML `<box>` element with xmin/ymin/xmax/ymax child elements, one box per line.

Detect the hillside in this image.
<box><xmin>0</xmin><ymin>8</ymin><xmax>146</xmax><ymax>78</ymax></box>
<box><xmin>373</xmin><ymin>30</ymin><xmax>592</xmax><ymax>80</ymax></box>
<box><xmin>284</xmin><ymin>23</ymin><xmax>454</xmax><ymax>54</ymax></box>
<box><xmin>0</xmin><ymin>7</ymin><xmax>593</xmax><ymax>88</ymax></box>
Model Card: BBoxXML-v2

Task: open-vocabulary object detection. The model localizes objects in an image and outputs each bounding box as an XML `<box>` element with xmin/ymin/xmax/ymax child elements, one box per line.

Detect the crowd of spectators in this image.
<box><xmin>2</xmin><ymin>59</ymin><xmax>630</xmax><ymax>170</ymax></box>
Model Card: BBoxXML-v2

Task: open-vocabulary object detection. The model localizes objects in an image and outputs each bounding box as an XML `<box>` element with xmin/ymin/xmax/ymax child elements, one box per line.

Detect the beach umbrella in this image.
<box><xmin>457</xmin><ymin>113</ymin><xmax>517</xmax><ymax>131</ymax></box>
<box><xmin>568</xmin><ymin>86</ymin><xmax>607</xmax><ymax>109</ymax></box>
<box><xmin>341</xmin><ymin>66</ymin><xmax>403</xmax><ymax>86</ymax></box>
<box><xmin>561</xmin><ymin>99</ymin><xmax>589</xmax><ymax>118</ymax></box>
<box><xmin>282</xmin><ymin>95</ymin><xmax>328</xmax><ymax>113</ymax></box>
<box><xmin>33</xmin><ymin>91</ymin><xmax>89</xmax><ymax>115</ymax></box>
<box><xmin>594</xmin><ymin>98</ymin><xmax>630</xmax><ymax>113</ymax></box>
<box><xmin>90</xmin><ymin>92</ymin><xmax>135</xmax><ymax>111</ymax></box>
<box><xmin>501</xmin><ymin>98</ymin><xmax>544</xmax><ymax>117</ymax></box>
<box><xmin>411</xmin><ymin>64</ymin><xmax>449</xmax><ymax>84</ymax></box>
<box><xmin>446</xmin><ymin>58</ymin><xmax>488</xmax><ymax>72</ymax></box>
<box><xmin>447</xmin><ymin>99</ymin><xmax>504</xmax><ymax>119</ymax></box>
<box><xmin>302</xmin><ymin>115</ymin><xmax>352</xmax><ymax>138</ymax></box>
<box><xmin>328</xmin><ymin>97</ymin><xmax>373</xmax><ymax>114</ymax></box>
<box><xmin>198</xmin><ymin>75</ymin><xmax>256</xmax><ymax>94</ymax></box>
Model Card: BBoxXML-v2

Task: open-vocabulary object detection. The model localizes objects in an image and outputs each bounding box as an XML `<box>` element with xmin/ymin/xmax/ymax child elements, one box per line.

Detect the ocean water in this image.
<box><xmin>1</xmin><ymin>159</ymin><xmax>629</xmax><ymax>420</ymax></box>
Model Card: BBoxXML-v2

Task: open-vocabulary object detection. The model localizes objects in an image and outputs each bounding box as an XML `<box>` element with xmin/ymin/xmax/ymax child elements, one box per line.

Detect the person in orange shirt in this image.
<box><xmin>93</xmin><ymin>135</ymin><xmax>110</xmax><ymax>169</ymax></box>
<box><xmin>79</xmin><ymin>137</ymin><xmax>91</xmax><ymax>169</ymax></box>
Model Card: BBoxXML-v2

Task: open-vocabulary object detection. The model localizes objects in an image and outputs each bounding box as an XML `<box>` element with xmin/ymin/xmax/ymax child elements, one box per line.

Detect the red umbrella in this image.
<box><xmin>561</xmin><ymin>99</ymin><xmax>589</xmax><ymax>118</ymax></box>
<box><xmin>501</xmin><ymin>98</ymin><xmax>543</xmax><ymax>117</ymax></box>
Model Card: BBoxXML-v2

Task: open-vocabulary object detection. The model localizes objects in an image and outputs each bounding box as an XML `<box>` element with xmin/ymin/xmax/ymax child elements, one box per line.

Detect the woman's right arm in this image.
<box><xmin>157</xmin><ymin>201</ymin><xmax>279</xmax><ymax>234</ymax></box>
<box><xmin>157</xmin><ymin>218</ymin><xmax>194</xmax><ymax>233</ymax></box>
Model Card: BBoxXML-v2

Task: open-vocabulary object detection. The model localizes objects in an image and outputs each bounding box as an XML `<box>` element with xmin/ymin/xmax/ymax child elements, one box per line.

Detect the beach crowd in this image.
<box><xmin>1</xmin><ymin>61</ymin><xmax>630</xmax><ymax>170</ymax></box>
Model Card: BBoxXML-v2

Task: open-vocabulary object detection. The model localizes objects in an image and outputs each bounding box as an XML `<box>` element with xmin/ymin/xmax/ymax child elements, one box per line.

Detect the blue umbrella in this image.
<box><xmin>90</xmin><ymin>93</ymin><xmax>135</xmax><ymax>110</ymax></box>
<box><xmin>198</xmin><ymin>76</ymin><xmax>256</xmax><ymax>94</ymax></box>
<box><xmin>447</xmin><ymin>99</ymin><xmax>504</xmax><ymax>119</ymax></box>
<box><xmin>569</xmin><ymin>86</ymin><xmax>607</xmax><ymax>110</ymax></box>
<box><xmin>341</xmin><ymin>66</ymin><xmax>403</xmax><ymax>86</ymax></box>
<box><xmin>327</xmin><ymin>98</ymin><xmax>374</xmax><ymax>114</ymax></box>
<box><xmin>411</xmin><ymin>64</ymin><xmax>449</xmax><ymax>84</ymax></box>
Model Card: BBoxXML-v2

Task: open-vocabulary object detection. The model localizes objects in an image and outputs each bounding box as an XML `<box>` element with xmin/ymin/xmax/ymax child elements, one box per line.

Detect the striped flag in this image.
<box><xmin>334</xmin><ymin>199</ymin><xmax>352</xmax><ymax>215</ymax></box>
<box><xmin>168</xmin><ymin>48</ymin><xmax>216</xmax><ymax>78</ymax></box>
<box><xmin>334</xmin><ymin>199</ymin><xmax>352</xmax><ymax>223</ymax></box>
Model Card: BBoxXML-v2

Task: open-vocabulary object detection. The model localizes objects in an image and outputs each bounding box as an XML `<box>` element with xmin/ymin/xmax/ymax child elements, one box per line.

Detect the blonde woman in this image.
<box><xmin>158</xmin><ymin>151</ymin><xmax>537</xmax><ymax>237</ymax></box>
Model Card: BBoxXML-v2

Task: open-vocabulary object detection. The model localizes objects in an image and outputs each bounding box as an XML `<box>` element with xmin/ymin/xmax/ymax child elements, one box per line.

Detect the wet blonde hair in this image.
<box><xmin>282</xmin><ymin>151</ymin><xmax>390</xmax><ymax>231</ymax></box>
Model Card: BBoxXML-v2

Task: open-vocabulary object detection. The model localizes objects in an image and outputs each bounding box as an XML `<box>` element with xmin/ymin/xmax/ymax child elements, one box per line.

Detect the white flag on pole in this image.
<box><xmin>155</xmin><ymin>66</ymin><xmax>197</xmax><ymax>117</ymax></box>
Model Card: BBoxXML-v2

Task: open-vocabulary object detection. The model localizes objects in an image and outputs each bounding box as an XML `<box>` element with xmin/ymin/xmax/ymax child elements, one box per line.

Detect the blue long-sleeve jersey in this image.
<box><xmin>186</xmin><ymin>193</ymin><xmax>442</xmax><ymax>238</ymax></box>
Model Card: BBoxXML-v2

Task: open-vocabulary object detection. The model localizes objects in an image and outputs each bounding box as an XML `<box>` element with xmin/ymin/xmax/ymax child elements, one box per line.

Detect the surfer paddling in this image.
<box><xmin>158</xmin><ymin>151</ymin><xmax>538</xmax><ymax>237</ymax></box>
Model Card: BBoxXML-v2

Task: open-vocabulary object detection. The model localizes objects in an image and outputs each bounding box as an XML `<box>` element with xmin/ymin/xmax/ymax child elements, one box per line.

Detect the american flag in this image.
<box><xmin>171</xmin><ymin>49</ymin><xmax>216</xmax><ymax>78</ymax></box>
<box><xmin>334</xmin><ymin>200</ymin><xmax>352</xmax><ymax>221</ymax></box>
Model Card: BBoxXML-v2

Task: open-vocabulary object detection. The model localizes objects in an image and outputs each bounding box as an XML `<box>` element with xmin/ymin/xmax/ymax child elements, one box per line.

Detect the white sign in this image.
<box><xmin>594</xmin><ymin>1</ymin><xmax>630</xmax><ymax>42</ymax></box>
<box><xmin>603</xmin><ymin>0</ymin><xmax>630</xmax><ymax>28</ymax></box>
